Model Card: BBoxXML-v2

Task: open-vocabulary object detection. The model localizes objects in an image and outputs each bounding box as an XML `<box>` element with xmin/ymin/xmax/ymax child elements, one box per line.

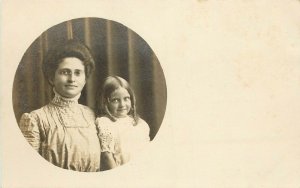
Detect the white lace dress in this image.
<box><xmin>96</xmin><ymin>116</ymin><xmax>150</xmax><ymax>166</ymax></box>
<box><xmin>19</xmin><ymin>91</ymin><xmax>101</xmax><ymax>172</ymax></box>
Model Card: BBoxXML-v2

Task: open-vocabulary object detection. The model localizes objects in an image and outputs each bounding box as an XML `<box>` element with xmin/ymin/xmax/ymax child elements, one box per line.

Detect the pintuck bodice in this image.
<box><xmin>19</xmin><ymin>92</ymin><xmax>101</xmax><ymax>172</ymax></box>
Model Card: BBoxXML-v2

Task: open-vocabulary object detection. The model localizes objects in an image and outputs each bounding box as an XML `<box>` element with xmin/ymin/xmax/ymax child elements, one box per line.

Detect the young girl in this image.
<box><xmin>96</xmin><ymin>76</ymin><xmax>150</xmax><ymax>170</ymax></box>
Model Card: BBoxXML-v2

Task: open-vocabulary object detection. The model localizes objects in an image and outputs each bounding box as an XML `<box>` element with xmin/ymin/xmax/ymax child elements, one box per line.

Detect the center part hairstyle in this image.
<box><xmin>97</xmin><ymin>76</ymin><xmax>139</xmax><ymax>125</ymax></box>
<box><xmin>42</xmin><ymin>39</ymin><xmax>95</xmax><ymax>84</ymax></box>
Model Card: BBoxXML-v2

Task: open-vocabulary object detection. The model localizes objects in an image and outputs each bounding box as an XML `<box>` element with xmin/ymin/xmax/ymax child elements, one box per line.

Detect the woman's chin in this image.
<box><xmin>58</xmin><ymin>90</ymin><xmax>81</xmax><ymax>98</ymax></box>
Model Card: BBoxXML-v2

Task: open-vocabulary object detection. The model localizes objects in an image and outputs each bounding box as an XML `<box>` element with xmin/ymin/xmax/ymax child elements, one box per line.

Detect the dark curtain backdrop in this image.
<box><xmin>13</xmin><ymin>17</ymin><xmax>167</xmax><ymax>140</ymax></box>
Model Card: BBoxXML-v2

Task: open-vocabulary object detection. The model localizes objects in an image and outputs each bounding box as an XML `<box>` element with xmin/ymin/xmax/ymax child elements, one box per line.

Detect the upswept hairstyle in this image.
<box><xmin>42</xmin><ymin>39</ymin><xmax>95</xmax><ymax>84</ymax></box>
<box><xmin>96</xmin><ymin>76</ymin><xmax>139</xmax><ymax>125</ymax></box>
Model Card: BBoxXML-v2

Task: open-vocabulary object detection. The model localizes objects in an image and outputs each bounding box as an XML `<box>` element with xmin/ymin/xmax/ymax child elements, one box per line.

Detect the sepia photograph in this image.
<box><xmin>12</xmin><ymin>17</ymin><xmax>167</xmax><ymax>172</ymax></box>
<box><xmin>2</xmin><ymin>0</ymin><xmax>300</xmax><ymax>187</ymax></box>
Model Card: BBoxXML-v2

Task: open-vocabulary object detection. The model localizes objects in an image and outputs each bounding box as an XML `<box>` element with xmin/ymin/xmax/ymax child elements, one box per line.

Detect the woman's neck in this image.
<box><xmin>51</xmin><ymin>88</ymin><xmax>81</xmax><ymax>107</ymax></box>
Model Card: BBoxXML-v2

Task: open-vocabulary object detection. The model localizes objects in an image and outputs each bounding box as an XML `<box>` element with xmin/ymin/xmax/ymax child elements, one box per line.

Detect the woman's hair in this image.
<box><xmin>42</xmin><ymin>39</ymin><xmax>95</xmax><ymax>84</ymax></box>
<box><xmin>96</xmin><ymin>76</ymin><xmax>139</xmax><ymax>125</ymax></box>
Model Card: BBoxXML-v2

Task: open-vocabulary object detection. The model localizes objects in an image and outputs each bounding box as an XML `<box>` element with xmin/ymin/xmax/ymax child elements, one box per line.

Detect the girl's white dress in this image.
<box><xmin>96</xmin><ymin>116</ymin><xmax>150</xmax><ymax>166</ymax></box>
<box><xmin>19</xmin><ymin>91</ymin><xmax>101</xmax><ymax>172</ymax></box>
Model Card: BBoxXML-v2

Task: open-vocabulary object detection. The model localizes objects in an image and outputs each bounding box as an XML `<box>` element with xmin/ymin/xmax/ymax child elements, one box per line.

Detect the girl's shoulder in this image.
<box><xmin>136</xmin><ymin>117</ymin><xmax>150</xmax><ymax>132</ymax></box>
<box><xmin>95</xmin><ymin>116</ymin><xmax>118</xmax><ymax>136</ymax></box>
<box><xmin>95</xmin><ymin>116</ymin><xmax>114</xmax><ymax>126</ymax></box>
<box><xmin>137</xmin><ymin>117</ymin><xmax>149</xmax><ymax>126</ymax></box>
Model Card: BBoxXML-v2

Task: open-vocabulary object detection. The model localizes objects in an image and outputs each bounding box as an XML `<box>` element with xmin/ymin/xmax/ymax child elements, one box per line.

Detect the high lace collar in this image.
<box><xmin>51</xmin><ymin>88</ymin><xmax>81</xmax><ymax>107</ymax></box>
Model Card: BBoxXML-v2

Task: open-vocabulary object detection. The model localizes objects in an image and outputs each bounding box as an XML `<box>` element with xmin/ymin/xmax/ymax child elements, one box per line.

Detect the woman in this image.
<box><xmin>19</xmin><ymin>39</ymin><xmax>101</xmax><ymax>172</ymax></box>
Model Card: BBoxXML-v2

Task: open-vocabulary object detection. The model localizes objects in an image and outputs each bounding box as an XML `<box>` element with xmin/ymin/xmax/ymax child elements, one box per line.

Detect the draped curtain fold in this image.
<box><xmin>13</xmin><ymin>17</ymin><xmax>167</xmax><ymax>140</ymax></box>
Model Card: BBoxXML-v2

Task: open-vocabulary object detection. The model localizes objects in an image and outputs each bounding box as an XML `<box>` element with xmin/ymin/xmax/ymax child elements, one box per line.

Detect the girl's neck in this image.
<box><xmin>114</xmin><ymin>115</ymin><xmax>130</xmax><ymax>120</ymax></box>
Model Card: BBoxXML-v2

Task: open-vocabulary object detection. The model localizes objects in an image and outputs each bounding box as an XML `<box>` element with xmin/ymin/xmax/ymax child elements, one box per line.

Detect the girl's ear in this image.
<box><xmin>48</xmin><ymin>77</ymin><xmax>54</xmax><ymax>85</ymax></box>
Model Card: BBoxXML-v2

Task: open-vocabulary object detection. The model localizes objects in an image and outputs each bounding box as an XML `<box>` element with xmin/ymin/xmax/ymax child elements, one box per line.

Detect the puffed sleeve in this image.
<box><xmin>19</xmin><ymin>113</ymin><xmax>41</xmax><ymax>151</ymax></box>
<box><xmin>137</xmin><ymin>118</ymin><xmax>150</xmax><ymax>143</ymax></box>
<box><xmin>96</xmin><ymin>117</ymin><xmax>116</xmax><ymax>153</ymax></box>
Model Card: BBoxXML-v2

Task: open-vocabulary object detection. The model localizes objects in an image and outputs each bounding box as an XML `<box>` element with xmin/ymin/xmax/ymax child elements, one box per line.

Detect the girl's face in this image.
<box><xmin>107</xmin><ymin>87</ymin><xmax>132</xmax><ymax>118</ymax></box>
<box><xmin>51</xmin><ymin>57</ymin><xmax>86</xmax><ymax>98</ymax></box>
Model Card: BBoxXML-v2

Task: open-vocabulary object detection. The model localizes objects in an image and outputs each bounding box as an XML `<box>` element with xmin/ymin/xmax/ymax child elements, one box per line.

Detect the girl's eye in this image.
<box><xmin>124</xmin><ymin>97</ymin><xmax>131</xmax><ymax>101</ymax></box>
<box><xmin>110</xmin><ymin>99</ymin><xmax>119</xmax><ymax>103</ymax></box>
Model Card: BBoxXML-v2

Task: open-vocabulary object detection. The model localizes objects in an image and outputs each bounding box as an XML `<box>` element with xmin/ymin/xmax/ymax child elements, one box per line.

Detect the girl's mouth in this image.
<box><xmin>117</xmin><ymin>108</ymin><xmax>127</xmax><ymax>111</ymax></box>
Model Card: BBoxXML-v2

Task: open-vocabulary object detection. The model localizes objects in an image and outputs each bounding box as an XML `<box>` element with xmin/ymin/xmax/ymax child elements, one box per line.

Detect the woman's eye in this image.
<box><xmin>124</xmin><ymin>97</ymin><xmax>131</xmax><ymax>101</ymax></box>
<box><xmin>74</xmin><ymin>71</ymin><xmax>81</xmax><ymax>76</ymax></box>
<box><xmin>60</xmin><ymin>70</ymin><xmax>71</xmax><ymax>75</ymax></box>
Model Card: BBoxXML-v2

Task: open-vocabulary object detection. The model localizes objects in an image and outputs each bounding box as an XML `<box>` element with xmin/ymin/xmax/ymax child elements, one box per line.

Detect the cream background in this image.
<box><xmin>1</xmin><ymin>0</ymin><xmax>300</xmax><ymax>187</ymax></box>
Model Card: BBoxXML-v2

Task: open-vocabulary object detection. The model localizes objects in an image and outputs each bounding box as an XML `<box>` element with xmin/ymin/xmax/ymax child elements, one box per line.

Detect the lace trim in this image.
<box><xmin>49</xmin><ymin>88</ymin><xmax>92</xmax><ymax>128</ymax></box>
<box><xmin>51</xmin><ymin>88</ymin><xmax>81</xmax><ymax>107</ymax></box>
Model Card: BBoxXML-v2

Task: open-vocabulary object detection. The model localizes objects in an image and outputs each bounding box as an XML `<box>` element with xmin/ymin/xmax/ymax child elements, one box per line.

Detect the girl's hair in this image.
<box><xmin>96</xmin><ymin>76</ymin><xmax>139</xmax><ymax>125</ymax></box>
<box><xmin>42</xmin><ymin>39</ymin><xmax>95</xmax><ymax>84</ymax></box>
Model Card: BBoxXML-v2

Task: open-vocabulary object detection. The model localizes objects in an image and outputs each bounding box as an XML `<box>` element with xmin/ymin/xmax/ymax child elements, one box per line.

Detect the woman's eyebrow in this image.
<box><xmin>59</xmin><ymin>68</ymin><xmax>84</xmax><ymax>71</ymax></box>
<box><xmin>58</xmin><ymin>68</ymin><xmax>71</xmax><ymax>71</ymax></box>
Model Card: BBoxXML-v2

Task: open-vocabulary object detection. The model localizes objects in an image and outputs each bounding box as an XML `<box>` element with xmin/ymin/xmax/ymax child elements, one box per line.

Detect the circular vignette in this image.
<box><xmin>12</xmin><ymin>17</ymin><xmax>167</xmax><ymax>171</ymax></box>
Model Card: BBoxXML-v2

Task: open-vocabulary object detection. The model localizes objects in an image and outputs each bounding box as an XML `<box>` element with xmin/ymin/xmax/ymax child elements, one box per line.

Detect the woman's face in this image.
<box><xmin>52</xmin><ymin>57</ymin><xmax>86</xmax><ymax>98</ymax></box>
<box><xmin>108</xmin><ymin>87</ymin><xmax>132</xmax><ymax>118</ymax></box>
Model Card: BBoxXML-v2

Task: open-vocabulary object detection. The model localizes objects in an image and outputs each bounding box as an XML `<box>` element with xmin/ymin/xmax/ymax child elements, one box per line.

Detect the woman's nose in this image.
<box><xmin>68</xmin><ymin>73</ymin><xmax>75</xmax><ymax>82</ymax></box>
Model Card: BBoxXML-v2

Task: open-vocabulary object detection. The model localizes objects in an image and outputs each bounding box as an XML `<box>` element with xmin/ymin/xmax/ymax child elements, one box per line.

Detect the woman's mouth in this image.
<box><xmin>65</xmin><ymin>85</ymin><xmax>77</xmax><ymax>88</ymax></box>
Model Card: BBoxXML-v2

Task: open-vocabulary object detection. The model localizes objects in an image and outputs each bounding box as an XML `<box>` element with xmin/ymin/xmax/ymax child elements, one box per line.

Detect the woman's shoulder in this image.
<box><xmin>78</xmin><ymin>104</ymin><xmax>95</xmax><ymax>114</ymax></box>
<box><xmin>19</xmin><ymin>105</ymin><xmax>50</xmax><ymax>126</ymax></box>
<box><xmin>78</xmin><ymin>104</ymin><xmax>96</xmax><ymax>119</ymax></box>
<box><xmin>20</xmin><ymin>105</ymin><xmax>48</xmax><ymax>120</ymax></box>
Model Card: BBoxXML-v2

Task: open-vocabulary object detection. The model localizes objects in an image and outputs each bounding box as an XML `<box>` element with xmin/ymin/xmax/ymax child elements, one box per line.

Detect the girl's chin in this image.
<box><xmin>115</xmin><ymin>114</ymin><xmax>128</xmax><ymax>118</ymax></box>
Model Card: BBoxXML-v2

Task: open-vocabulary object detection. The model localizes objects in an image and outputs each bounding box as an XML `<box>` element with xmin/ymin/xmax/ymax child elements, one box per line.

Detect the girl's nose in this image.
<box><xmin>119</xmin><ymin>99</ymin><xmax>125</xmax><ymax>107</ymax></box>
